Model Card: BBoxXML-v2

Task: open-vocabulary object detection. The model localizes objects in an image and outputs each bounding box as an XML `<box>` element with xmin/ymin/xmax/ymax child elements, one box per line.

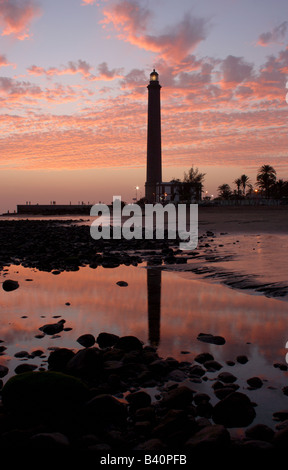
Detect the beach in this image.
<box><xmin>0</xmin><ymin>204</ymin><xmax>288</xmax><ymax>453</ymax></box>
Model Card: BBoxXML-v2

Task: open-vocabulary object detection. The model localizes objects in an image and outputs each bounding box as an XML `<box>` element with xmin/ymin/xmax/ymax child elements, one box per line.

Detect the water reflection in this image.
<box><xmin>147</xmin><ymin>268</ymin><xmax>161</xmax><ymax>348</ymax></box>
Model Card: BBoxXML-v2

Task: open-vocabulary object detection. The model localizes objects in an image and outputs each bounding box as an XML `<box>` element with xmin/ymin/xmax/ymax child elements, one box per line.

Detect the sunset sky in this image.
<box><xmin>0</xmin><ymin>0</ymin><xmax>288</xmax><ymax>213</ymax></box>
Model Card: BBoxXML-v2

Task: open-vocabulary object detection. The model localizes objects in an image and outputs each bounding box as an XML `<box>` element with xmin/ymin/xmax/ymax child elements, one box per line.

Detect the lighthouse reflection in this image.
<box><xmin>147</xmin><ymin>267</ymin><xmax>161</xmax><ymax>347</ymax></box>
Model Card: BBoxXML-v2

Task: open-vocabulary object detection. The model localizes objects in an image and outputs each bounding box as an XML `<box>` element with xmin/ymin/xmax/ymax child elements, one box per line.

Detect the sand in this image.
<box><xmin>198</xmin><ymin>205</ymin><xmax>288</xmax><ymax>234</ymax></box>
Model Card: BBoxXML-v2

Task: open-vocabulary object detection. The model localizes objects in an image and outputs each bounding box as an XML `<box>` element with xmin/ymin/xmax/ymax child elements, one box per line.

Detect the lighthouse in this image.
<box><xmin>145</xmin><ymin>69</ymin><xmax>162</xmax><ymax>203</ymax></box>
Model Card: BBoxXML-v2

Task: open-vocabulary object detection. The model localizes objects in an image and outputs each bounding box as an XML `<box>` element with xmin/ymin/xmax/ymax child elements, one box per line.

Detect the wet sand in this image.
<box><xmin>198</xmin><ymin>205</ymin><xmax>288</xmax><ymax>234</ymax></box>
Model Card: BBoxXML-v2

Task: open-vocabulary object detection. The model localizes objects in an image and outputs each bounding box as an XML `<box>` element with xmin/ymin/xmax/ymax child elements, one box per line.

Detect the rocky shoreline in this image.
<box><xmin>0</xmin><ymin>219</ymin><xmax>288</xmax><ymax>452</ymax></box>
<box><xmin>1</xmin><ymin>329</ymin><xmax>288</xmax><ymax>452</ymax></box>
<box><xmin>0</xmin><ymin>219</ymin><xmax>287</xmax><ymax>299</ymax></box>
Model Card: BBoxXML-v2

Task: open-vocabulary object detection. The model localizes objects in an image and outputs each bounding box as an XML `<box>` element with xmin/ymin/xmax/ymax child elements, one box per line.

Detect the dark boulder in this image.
<box><xmin>217</xmin><ymin>371</ymin><xmax>237</xmax><ymax>384</ymax></box>
<box><xmin>245</xmin><ymin>424</ymin><xmax>274</xmax><ymax>442</ymax></box>
<box><xmin>0</xmin><ymin>364</ymin><xmax>9</xmax><ymax>378</ymax></box>
<box><xmin>212</xmin><ymin>392</ymin><xmax>256</xmax><ymax>428</ymax></box>
<box><xmin>114</xmin><ymin>336</ymin><xmax>143</xmax><ymax>352</ymax></box>
<box><xmin>96</xmin><ymin>332</ymin><xmax>119</xmax><ymax>349</ymax></box>
<box><xmin>247</xmin><ymin>376</ymin><xmax>263</xmax><ymax>389</ymax></box>
<box><xmin>1</xmin><ymin>371</ymin><xmax>89</xmax><ymax>414</ymax></box>
<box><xmin>2</xmin><ymin>280</ymin><xmax>19</xmax><ymax>292</ymax></box>
<box><xmin>185</xmin><ymin>424</ymin><xmax>230</xmax><ymax>450</ymax></box>
<box><xmin>77</xmin><ymin>334</ymin><xmax>96</xmax><ymax>348</ymax></box>
<box><xmin>48</xmin><ymin>348</ymin><xmax>75</xmax><ymax>371</ymax></box>
<box><xmin>160</xmin><ymin>385</ymin><xmax>194</xmax><ymax>409</ymax></box>
<box><xmin>197</xmin><ymin>333</ymin><xmax>225</xmax><ymax>345</ymax></box>
<box><xmin>39</xmin><ymin>319</ymin><xmax>66</xmax><ymax>335</ymax></box>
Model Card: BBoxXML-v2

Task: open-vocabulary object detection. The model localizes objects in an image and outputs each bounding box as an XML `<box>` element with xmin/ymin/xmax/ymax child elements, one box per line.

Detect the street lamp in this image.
<box><xmin>135</xmin><ymin>186</ymin><xmax>139</xmax><ymax>201</ymax></box>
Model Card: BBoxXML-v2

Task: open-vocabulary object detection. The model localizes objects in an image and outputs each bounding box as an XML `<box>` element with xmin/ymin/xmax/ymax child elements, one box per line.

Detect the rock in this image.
<box><xmin>194</xmin><ymin>352</ymin><xmax>214</xmax><ymax>364</ymax></box>
<box><xmin>0</xmin><ymin>364</ymin><xmax>9</xmax><ymax>378</ymax></box>
<box><xmin>190</xmin><ymin>364</ymin><xmax>205</xmax><ymax>377</ymax></box>
<box><xmin>193</xmin><ymin>393</ymin><xmax>211</xmax><ymax>406</ymax></box>
<box><xmin>134</xmin><ymin>439</ymin><xmax>167</xmax><ymax>451</ymax></box>
<box><xmin>152</xmin><ymin>409</ymin><xmax>196</xmax><ymax>444</ymax></box>
<box><xmin>114</xmin><ymin>336</ymin><xmax>143</xmax><ymax>352</ymax></box>
<box><xmin>96</xmin><ymin>332</ymin><xmax>120</xmax><ymax>349</ymax></box>
<box><xmin>273</xmin><ymin>427</ymin><xmax>288</xmax><ymax>448</ymax></box>
<box><xmin>48</xmin><ymin>348</ymin><xmax>75</xmax><ymax>371</ymax></box>
<box><xmin>84</xmin><ymin>394</ymin><xmax>127</xmax><ymax>423</ymax></box>
<box><xmin>39</xmin><ymin>319</ymin><xmax>66</xmax><ymax>335</ymax></box>
<box><xmin>197</xmin><ymin>333</ymin><xmax>225</xmax><ymax>345</ymax></box>
<box><xmin>116</xmin><ymin>281</ymin><xmax>128</xmax><ymax>287</ymax></box>
<box><xmin>242</xmin><ymin>440</ymin><xmax>274</xmax><ymax>449</ymax></box>
<box><xmin>236</xmin><ymin>355</ymin><xmax>248</xmax><ymax>364</ymax></box>
<box><xmin>77</xmin><ymin>334</ymin><xmax>96</xmax><ymax>348</ymax></box>
<box><xmin>185</xmin><ymin>425</ymin><xmax>230</xmax><ymax>450</ymax></box>
<box><xmin>273</xmin><ymin>410</ymin><xmax>288</xmax><ymax>421</ymax></box>
<box><xmin>212</xmin><ymin>392</ymin><xmax>256</xmax><ymax>428</ymax></box>
<box><xmin>203</xmin><ymin>360</ymin><xmax>222</xmax><ymax>371</ymax></box>
<box><xmin>29</xmin><ymin>432</ymin><xmax>70</xmax><ymax>448</ymax></box>
<box><xmin>160</xmin><ymin>385</ymin><xmax>194</xmax><ymax>409</ymax></box>
<box><xmin>245</xmin><ymin>424</ymin><xmax>274</xmax><ymax>442</ymax></box>
<box><xmin>214</xmin><ymin>386</ymin><xmax>239</xmax><ymax>400</ymax></box>
<box><xmin>2</xmin><ymin>279</ymin><xmax>19</xmax><ymax>291</ymax></box>
<box><xmin>273</xmin><ymin>362</ymin><xmax>288</xmax><ymax>371</ymax></box>
<box><xmin>126</xmin><ymin>391</ymin><xmax>152</xmax><ymax>411</ymax></box>
<box><xmin>247</xmin><ymin>376</ymin><xmax>263</xmax><ymax>389</ymax></box>
<box><xmin>2</xmin><ymin>371</ymin><xmax>89</xmax><ymax>414</ymax></box>
<box><xmin>275</xmin><ymin>420</ymin><xmax>288</xmax><ymax>430</ymax></box>
<box><xmin>30</xmin><ymin>349</ymin><xmax>45</xmax><ymax>358</ymax></box>
<box><xmin>14</xmin><ymin>363</ymin><xmax>38</xmax><ymax>374</ymax></box>
<box><xmin>14</xmin><ymin>350</ymin><xmax>29</xmax><ymax>358</ymax></box>
<box><xmin>66</xmin><ymin>347</ymin><xmax>103</xmax><ymax>379</ymax></box>
<box><xmin>217</xmin><ymin>372</ymin><xmax>237</xmax><ymax>384</ymax></box>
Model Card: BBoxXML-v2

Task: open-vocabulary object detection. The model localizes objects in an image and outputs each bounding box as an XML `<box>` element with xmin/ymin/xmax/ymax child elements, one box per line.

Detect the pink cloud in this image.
<box><xmin>0</xmin><ymin>53</ymin><xmax>15</xmax><ymax>68</ymax></box>
<box><xmin>88</xmin><ymin>62</ymin><xmax>124</xmax><ymax>81</ymax></box>
<box><xmin>257</xmin><ymin>21</ymin><xmax>288</xmax><ymax>46</ymax></box>
<box><xmin>220</xmin><ymin>55</ymin><xmax>253</xmax><ymax>88</ymax></box>
<box><xmin>27</xmin><ymin>60</ymin><xmax>122</xmax><ymax>81</ymax></box>
<box><xmin>27</xmin><ymin>59</ymin><xmax>92</xmax><ymax>78</ymax></box>
<box><xmin>0</xmin><ymin>0</ymin><xmax>41</xmax><ymax>40</ymax></box>
<box><xmin>101</xmin><ymin>0</ymin><xmax>208</xmax><ymax>64</ymax></box>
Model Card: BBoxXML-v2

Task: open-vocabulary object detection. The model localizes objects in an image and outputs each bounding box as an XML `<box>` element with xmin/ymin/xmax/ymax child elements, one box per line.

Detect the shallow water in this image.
<box><xmin>1</xmin><ymin>260</ymin><xmax>288</xmax><ymax>431</ymax></box>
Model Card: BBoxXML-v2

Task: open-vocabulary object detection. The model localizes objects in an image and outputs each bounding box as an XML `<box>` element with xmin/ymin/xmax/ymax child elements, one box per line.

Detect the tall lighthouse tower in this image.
<box><xmin>145</xmin><ymin>69</ymin><xmax>162</xmax><ymax>203</ymax></box>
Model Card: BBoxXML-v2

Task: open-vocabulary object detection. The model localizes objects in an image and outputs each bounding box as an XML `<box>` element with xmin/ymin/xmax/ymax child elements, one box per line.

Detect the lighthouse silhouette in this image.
<box><xmin>145</xmin><ymin>69</ymin><xmax>162</xmax><ymax>203</ymax></box>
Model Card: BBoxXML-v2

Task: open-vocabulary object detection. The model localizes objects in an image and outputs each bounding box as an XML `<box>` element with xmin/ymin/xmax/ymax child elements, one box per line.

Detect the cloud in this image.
<box><xmin>0</xmin><ymin>0</ymin><xmax>41</xmax><ymax>40</ymax></box>
<box><xmin>0</xmin><ymin>53</ymin><xmax>15</xmax><ymax>68</ymax></box>
<box><xmin>88</xmin><ymin>62</ymin><xmax>124</xmax><ymax>81</ymax></box>
<box><xmin>220</xmin><ymin>55</ymin><xmax>253</xmax><ymax>87</ymax></box>
<box><xmin>257</xmin><ymin>21</ymin><xmax>288</xmax><ymax>46</ymax></box>
<box><xmin>27</xmin><ymin>60</ymin><xmax>123</xmax><ymax>81</ymax></box>
<box><xmin>101</xmin><ymin>0</ymin><xmax>208</xmax><ymax>64</ymax></box>
<box><xmin>27</xmin><ymin>59</ymin><xmax>92</xmax><ymax>78</ymax></box>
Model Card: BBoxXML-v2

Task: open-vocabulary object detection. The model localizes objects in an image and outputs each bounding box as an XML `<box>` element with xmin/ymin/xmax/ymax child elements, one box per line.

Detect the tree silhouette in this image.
<box><xmin>218</xmin><ymin>183</ymin><xmax>232</xmax><ymax>200</ymax></box>
<box><xmin>172</xmin><ymin>166</ymin><xmax>205</xmax><ymax>202</ymax></box>
<box><xmin>256</xmin><ymin>165</ymin><xmax>277</xmax><ymax>197</ymax></box>
<box><xmin>234</xmin><ymin>178</ymin><xmax>242</xmax><ymax>195</ymax></box>
<box><xmin>240</xmin><ymin>174</ymin><xmax>250</xmax><ymax>195</ymax></box>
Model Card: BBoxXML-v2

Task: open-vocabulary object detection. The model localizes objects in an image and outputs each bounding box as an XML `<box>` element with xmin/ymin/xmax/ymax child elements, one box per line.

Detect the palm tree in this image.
<box><xmin>234</xmin><ymin>178</ymin><xmax>242</xmax><ymax>195</ymax></box>
<box><xmin>256</xmin><ymin>165</ymin><xmax>277</xmax><ymax>197</ymax></box>
<box><xmin>218</xmin><ymin>183</ymin><xmax>232</xmax><ymax>200</ymax></box>
<box><xmin>176</xmin><ymin>166</ymin><xmax>206</xmax><ymax>201</ymax></box>
<box><xmin>240</xmin><ymin>174</ymin><xmax>250</xmax><ymax>195</ymax></box>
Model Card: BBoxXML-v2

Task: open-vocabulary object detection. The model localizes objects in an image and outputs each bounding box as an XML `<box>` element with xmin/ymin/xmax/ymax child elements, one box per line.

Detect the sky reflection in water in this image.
<box><xmin>0</xmin><ymin>260</ymin><xmax>288</xmax><ymax>429</ymax></box>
